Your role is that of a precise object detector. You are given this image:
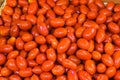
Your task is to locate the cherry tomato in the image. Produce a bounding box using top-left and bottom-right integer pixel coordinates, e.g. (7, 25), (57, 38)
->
(46, 48), (56, 61)
(9, 74), (21, 80)
(27, 48), (39, 60)
(80, 5), (89, 14)
(77, 38), (89, 50)
(78, 70), (92, 80)
(50, 18), (65, 27)
(85, 60), (96, 74)
(32, 66), (42, 74)
(53, 28), (67, 38)
(108, 22), (120, 34)
(95, 28), (105, 43)
(52, 65), (65, 75)
(28, 2), (38, 15)
(83, 27), (97, 40)
(6, 59), (18, 71)
(7, 0), (17, 7)
(21, 33), (33, 42)
(56, 75), (67, 80)
(113, 51), (120, 68)
(97, 63), (106, 73)
(92, 51), (101, 61)
(0, 44), (13, 53)
(102, 54), (114, 67)
(67, 43), (77, 55)
(19, 68), (32, 77)
(57, 38), (71, 53)
(67, 69), (78, 80)
(40, 72), (53, 80)
(114, 70), (120, 80)
(106, 1), (115, 11)
(36, 53), (46, 64)
(3, 6), (13, 15)
(105, 66), (116, 78)
(16, 56), (27, 70)
(1, 67), (12, 77)
(24, 41), (37, 51)
(54, 6), (64, 15)
(104, 42), (114, 55)
(41, 60), (54, 71)
(62, 59), (77, 69)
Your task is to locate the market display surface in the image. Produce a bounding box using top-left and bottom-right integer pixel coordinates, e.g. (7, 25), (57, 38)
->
(0, 0), (120, 80)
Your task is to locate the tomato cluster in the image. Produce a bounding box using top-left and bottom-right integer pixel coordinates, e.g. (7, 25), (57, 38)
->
(0, 0), (120, 80)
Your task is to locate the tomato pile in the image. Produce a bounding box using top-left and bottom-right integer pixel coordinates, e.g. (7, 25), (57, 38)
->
(0, 0), (120, 80)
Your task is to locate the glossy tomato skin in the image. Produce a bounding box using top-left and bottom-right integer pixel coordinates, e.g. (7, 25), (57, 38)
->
(19, 68), (32, 77)
(85, 60), (96, 75)
(32, 66), (42, 74)
(19, 21), (32, 31)
(0, 67), (12, 77)
(30, 74), (39, 80)
(76, 49), (92, 60)
(57, 38), (71, 53)
(46, 48), (56, 61)
(6, 59), (18, 71)
(102, 54), (114, 67)
(36, 53), (46, 64)
(50, 18), (65, 27)
(9, 74), (22, 80)
(16, 56), (27, 70)
(108, 22), (120, 34)
(97, 63), (106, 73)
(0, 44), (13, 53)
(83, 27), (97, 40)
(104, 42), (114, 55)
(92, 51), (101, 61)
(3, 6), (13, 15)
(96, 74), (108, 80)
(77, 38), (89, 50)
(96, 14), (106, 24)
(62, 59), (77, 70)
(28, 2), (38, 15)
(67, 43), (77, 55)
(78, 70), (92, 80)
(68, 55), (81, 65)
(95, 28), (105, 43)
(35, 35), (46, 44)
(40, 72), (53, 80)
(37, 22), (49, 36)
(53, 28), (67, 38)
(24, 41), (37, 51)
(67, 69), (78, 80)
(56, 75), (67, 80)
(52, 65), (65, 75)
(113, 51), (120, 68)
(0, 53), (6, 65)
(105, 66), (116, 78)
(27, 48), (39, 60)
(41, 60), (54, 71)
